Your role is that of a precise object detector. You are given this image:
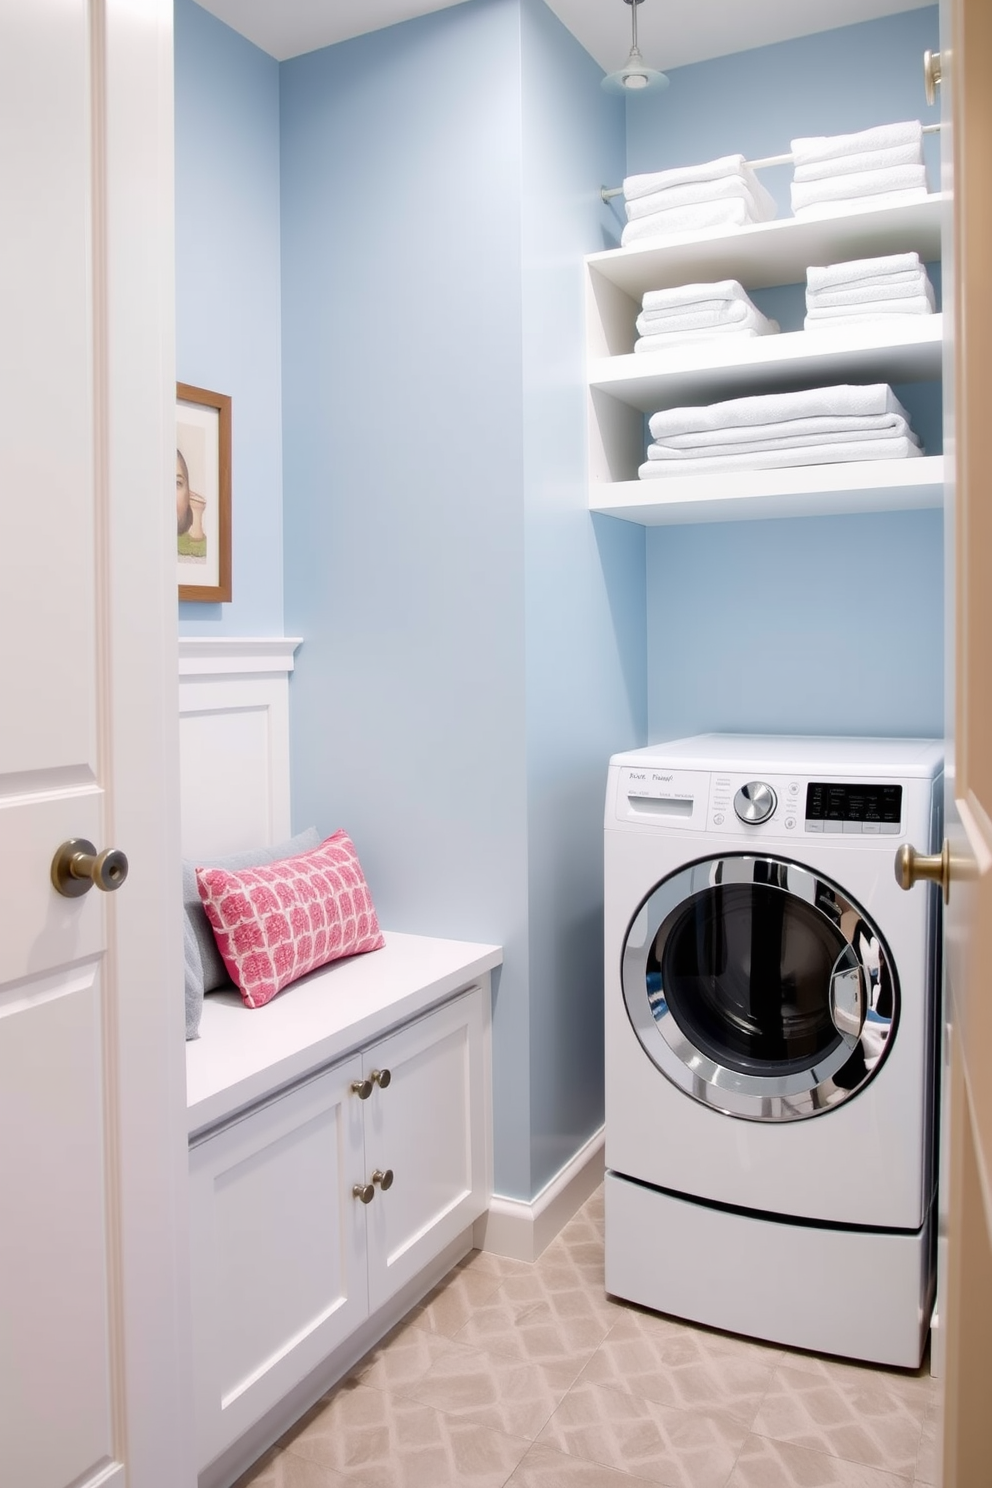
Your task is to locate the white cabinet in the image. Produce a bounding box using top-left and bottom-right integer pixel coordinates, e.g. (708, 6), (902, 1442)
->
(188, 978), (491, 1476)
(585, 194), (946, 524)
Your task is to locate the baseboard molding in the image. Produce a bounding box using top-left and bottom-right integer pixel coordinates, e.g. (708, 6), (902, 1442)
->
(475, 1126), (605, 1262)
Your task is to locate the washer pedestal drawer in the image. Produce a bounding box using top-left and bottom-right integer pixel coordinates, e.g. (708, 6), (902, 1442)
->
(605, 1170), (934, 1369)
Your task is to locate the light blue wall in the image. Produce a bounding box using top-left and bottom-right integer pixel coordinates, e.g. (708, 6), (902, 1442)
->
(518, 0), (639, 1186)
(624, 7), (944, 743)
(174, 0), (284, 635)
(280, 0), (634, 1198)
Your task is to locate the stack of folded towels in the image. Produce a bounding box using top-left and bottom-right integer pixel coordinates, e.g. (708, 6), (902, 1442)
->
(621, 155), (777, 248)
(804, 252), (935, 330)
(789, 120), (928, 220)
(639, 384), (922, 478)
(635, 280), (779, 353)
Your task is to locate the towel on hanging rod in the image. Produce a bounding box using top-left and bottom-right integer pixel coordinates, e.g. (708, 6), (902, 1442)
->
(599, 123), (941, 202)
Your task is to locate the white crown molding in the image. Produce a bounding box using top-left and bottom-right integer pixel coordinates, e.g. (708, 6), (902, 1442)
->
(178, 636), (303, 677)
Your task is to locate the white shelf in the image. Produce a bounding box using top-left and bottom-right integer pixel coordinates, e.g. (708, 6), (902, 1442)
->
(589, 455), (944, 527)
(589, 318), (942, 414)
(588, 194), (945, 298)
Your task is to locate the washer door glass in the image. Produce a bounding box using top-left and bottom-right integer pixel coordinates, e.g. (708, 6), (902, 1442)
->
(621, 855), (897, 1121)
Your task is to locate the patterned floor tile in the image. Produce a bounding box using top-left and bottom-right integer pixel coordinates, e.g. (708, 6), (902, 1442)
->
(536, 1377), (747, 1487)
(752, 1362), (924, 1476)
(353, 1317), (459, 1391)
(453, 1283), (613, 1367)
(401, 1336), (582, 1440)
(504, 1441), (666, 1488)
(580, 1311), (776, 1425)
(406, 1261), (508, 1337)
(600, 1299), (786, 1370)
(497, 1251), (624, 1330)
(777, 1346), (938, 1409)
(232, 1446), (351, 1487)
(287, 1379), (531, 1487)
(726, 1433), (915, 1487)
(914, 1394), (942, 1485)
(459, 1247), (535, 1283)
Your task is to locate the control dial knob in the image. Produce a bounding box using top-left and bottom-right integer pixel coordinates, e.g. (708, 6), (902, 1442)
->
(734, 781), (777, 825)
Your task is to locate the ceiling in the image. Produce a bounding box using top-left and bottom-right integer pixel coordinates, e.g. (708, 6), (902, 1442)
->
(194, 0), (934, 71)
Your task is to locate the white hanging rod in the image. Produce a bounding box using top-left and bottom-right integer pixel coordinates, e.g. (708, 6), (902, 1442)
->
(600, 121), (942, 201)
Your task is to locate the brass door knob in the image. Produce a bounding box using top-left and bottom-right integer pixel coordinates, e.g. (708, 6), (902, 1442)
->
(894, 840), (951, 904)
(352, 1182), (375, 1204)
(923, 49), (942, 106)
(371, 1068), (391, 1089)
(51, 839), (129, 898)
(351, 1078), (373, 1100)
(372, 1168), (394, 1191)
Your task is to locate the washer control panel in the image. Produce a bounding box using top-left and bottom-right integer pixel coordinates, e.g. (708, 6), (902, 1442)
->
(710, 773), (903, 836)
(614, 765), (906, 837)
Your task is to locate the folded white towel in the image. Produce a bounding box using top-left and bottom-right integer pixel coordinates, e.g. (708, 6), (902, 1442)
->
(806, 253), (923, 292)
(621, 197), (756, 246)
(793, 139), (924, 183)
(641, 280), (754, 314)
(804, 311), (939, 330)
(791, 164), (927, 212)
(635, 321), (780, 352)
(807, 271), (930, 307)
(626, 174), (759, 220)
(638, 437), (922, 478)
(790, 120), (923, 167)
(654, 408), (916, 450)
(627, 166), (776, 223)
(623, 154), (747, 201)
(648, 384), (904, 441)
(646, 421), (918, 458)
(794, 187), (930, 221)
(636, 299), (765, 334)
(806, 286), (935, 320)
(621, 187), (778, 246)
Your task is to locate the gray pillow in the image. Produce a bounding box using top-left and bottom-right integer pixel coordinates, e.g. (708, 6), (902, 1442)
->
(183, 827), (321, 1040)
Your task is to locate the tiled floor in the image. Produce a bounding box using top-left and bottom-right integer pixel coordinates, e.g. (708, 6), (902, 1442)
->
(235, 1188), (941, 1488)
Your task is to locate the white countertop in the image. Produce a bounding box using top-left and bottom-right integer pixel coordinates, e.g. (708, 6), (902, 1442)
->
(186, 930), (502, 1137)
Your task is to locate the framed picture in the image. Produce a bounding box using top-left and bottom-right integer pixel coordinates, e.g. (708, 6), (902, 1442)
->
(176, 382), (231, 602)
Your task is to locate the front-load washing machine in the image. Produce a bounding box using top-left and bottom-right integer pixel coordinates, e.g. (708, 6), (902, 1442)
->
(604, 734), (942, 1367)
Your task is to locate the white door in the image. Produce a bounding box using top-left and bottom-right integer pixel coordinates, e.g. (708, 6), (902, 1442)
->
(932, 0), (992, 1478)
(0, 4), (191, 1487)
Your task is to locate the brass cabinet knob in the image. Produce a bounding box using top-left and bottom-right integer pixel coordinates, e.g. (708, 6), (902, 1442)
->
(894, 840), (951, 904)
(372, 1168), (394, 1191)
(352, 1182), (375, 1204)
(371, 1068), (391, 1089)
(51, 839), (129, 898)
(923, 49), (942, 106)
(351, 1078), (373, 1100)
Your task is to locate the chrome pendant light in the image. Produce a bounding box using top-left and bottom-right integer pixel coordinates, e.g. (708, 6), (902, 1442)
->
(602, 0), (669, 95)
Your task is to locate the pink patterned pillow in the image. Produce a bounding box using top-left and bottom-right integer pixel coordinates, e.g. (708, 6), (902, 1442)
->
(194, 830), (385, 1008)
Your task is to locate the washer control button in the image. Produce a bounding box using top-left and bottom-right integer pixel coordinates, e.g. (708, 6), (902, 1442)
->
(785, 818), (796, 830)
(733, 781), (777, 825)
(806, 820), (824, 833)
(713, 813), (725, 826)
(788, 782), (800, 796)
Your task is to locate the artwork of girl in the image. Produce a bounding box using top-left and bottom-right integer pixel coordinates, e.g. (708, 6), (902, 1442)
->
(176, 447), (207, 562)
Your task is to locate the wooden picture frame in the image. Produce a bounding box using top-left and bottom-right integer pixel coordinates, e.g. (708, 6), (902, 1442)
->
(176, 382), (231, 602)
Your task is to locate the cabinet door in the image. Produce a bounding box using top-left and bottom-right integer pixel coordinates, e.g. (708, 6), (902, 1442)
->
(189, 1056), (368, 1471)
(363, 988), (491, 1312)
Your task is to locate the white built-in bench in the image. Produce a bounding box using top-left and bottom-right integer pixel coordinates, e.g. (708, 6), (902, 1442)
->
(178, 639), (502, 1487)
(187, 929), (501, 1488)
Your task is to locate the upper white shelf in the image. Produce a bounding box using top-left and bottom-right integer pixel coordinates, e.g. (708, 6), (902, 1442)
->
(590, 456), (945, 527)
(589, 317), (942, 413)
(587, 194), (945, 295)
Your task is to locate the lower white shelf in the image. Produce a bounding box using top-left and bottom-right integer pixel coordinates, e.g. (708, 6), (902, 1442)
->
(589, 455), (945, 526)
